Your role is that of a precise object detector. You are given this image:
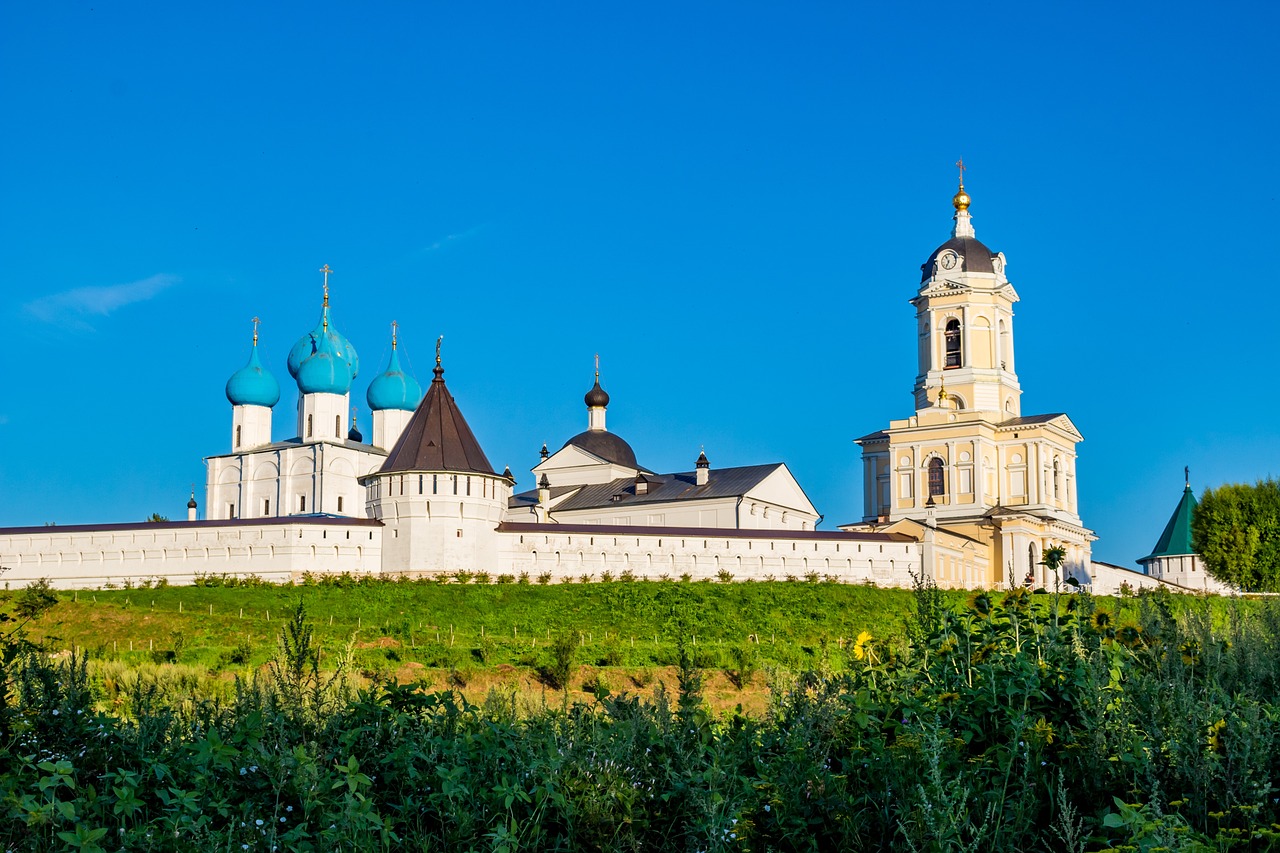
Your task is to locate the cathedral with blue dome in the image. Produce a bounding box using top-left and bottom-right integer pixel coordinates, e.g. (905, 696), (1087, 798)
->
(205, 266), (422, 523)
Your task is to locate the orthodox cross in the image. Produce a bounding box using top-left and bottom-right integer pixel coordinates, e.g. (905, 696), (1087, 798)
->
(956, 158), (966, 185)
(391, 320), (398, 349)
(435, 335), (443, 366)
(251, 316), (260, 344)
(1185, 465), (1190, 487)
(594, 353), (600, 380)
(351, 406), (359, 428)
(319, 264), (333, 305)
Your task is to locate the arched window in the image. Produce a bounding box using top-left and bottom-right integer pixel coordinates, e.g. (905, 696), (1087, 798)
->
(944, 319), (962, 368)
(307, 414), (314, 438)
(1053, 458), (1061, 499)
(927, 458), (946, 497)
(235, 424), (242, 448)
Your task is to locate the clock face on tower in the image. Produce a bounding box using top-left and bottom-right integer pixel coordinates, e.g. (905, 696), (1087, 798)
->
(940, 252), (957, 270)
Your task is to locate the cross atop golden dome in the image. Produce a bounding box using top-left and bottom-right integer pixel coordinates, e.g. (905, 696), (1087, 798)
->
(952, 158), (971, 211)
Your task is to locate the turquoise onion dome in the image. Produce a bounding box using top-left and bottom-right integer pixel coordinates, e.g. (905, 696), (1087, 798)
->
(225, 328), (281, 408)
(296, 321), (354, 394)
(367, 342), (422, 412)
(287, 284), (359, 383)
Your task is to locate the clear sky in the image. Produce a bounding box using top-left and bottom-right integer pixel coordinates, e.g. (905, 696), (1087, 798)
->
(2, 1), (1278, 566)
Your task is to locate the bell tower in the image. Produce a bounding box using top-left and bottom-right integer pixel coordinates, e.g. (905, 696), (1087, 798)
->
(911, 164), (1022, 420)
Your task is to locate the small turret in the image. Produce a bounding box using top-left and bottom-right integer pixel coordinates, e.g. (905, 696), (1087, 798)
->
(695, 449), (710, 486)
(187, 490), (198, 522)
(226, 318), (278, 451)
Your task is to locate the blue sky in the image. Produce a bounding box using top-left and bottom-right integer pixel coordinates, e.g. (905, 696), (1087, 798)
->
(1, 1), (1277, 566)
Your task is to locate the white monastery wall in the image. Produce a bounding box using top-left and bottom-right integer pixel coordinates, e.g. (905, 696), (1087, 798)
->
(494, 523), (919, 586)
(0, 518), (383, 589)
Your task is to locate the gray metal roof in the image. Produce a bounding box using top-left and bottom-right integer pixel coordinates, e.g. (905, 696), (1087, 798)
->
(921, 236), (998, 281)
(508, 463), (785, 513)
(499, 521), (909, 543)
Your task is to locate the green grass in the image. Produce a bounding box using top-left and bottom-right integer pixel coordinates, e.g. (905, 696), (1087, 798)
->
(23, 578), (945, 672)
(12, 577), (1255, 678)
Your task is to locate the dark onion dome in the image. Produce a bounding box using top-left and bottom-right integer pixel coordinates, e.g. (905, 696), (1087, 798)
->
(584, 380), (610, 408)
(563, 430), (637, 468)
(348, 423), (364, 442)
(920, 236), (1000, 282)
(187, 495), (198, 509)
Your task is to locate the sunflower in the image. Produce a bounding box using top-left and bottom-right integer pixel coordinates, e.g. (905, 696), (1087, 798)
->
(1207, 718), (1226, 753)
(1090, 610), (1112, 632)
(967, 592), (993, 616)
(853, 630), (876, 663)
(1115, 624), (1143, 649)
(1003, 587), (1030, 611)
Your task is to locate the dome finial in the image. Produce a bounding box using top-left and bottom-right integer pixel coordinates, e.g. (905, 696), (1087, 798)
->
(433, 335), (444, 379)
(320, 264), (333, 306)
(952, 158), (971, 211)
(252, 315), (260, 345)
(391, 320), (398, 350)
(595, 352), (600, 382)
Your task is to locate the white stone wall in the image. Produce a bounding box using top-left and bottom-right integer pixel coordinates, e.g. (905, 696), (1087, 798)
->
(371, 408), (412, 452)
(0, 519), (383, 589)
(493, 524), (920, 585)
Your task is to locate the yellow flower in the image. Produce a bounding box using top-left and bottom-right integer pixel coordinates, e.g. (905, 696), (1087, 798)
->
(853, 631), (875, 662)
(1090, 610), (1112, 631)
(967, 592), (993, 616)
(1207, 719), (1226, 753)
(1029, 716), (1056, 746)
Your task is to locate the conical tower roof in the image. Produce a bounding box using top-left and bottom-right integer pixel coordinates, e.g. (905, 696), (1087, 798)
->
(378, 351), (494, 475)
(1140, 483), (1197, 562)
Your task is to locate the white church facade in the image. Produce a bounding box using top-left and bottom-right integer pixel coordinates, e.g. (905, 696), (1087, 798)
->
(0, 179), (1212, 595)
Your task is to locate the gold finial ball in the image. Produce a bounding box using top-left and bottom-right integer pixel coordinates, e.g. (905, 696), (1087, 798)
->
(953, 185), (971, 211)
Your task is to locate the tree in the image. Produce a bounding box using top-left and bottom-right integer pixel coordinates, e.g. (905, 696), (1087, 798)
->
(146, 513), (169, 523)
(1191, 478), (1280, 592)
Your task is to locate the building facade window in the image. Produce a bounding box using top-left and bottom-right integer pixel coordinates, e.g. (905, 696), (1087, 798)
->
(335, 415), (341, 438)
(263, 499), (270, 515)
(927, 457), (946, 497)
(944, 319), (962, 368)
(299, 495), (306, 512)
(337, 496), (344, 513)
(307, 414), (313, 438)
(1053, 458), (1061, 499)
(235, 425), (242, 448)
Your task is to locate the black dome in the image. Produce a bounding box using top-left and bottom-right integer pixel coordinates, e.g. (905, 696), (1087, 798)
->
(563, 430), (637, 468)
(584, 380), (610, 408)
(921, 236), (998, 282)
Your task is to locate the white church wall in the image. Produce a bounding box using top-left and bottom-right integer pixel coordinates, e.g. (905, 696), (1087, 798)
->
(0, 519), (384, 590)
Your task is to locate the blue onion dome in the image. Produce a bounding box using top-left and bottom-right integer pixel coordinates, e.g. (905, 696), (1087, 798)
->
(225, 334), (281, 408)
(296, 324), (354, 394)
(367, 346), (422, 412)
(287, 304), (359, 381)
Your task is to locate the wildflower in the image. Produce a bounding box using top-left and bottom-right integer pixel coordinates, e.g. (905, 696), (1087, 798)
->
(764, 804), (771, 812)
(1116, 624), (1143, 649)
(939, 692), (960, 705)
(52, 710), (59, 716)
(1090, 610), (1112, 632)
(1029, 716), (1056, 747)
(256, 819), (264, 826)
(1181, 641), (1201, 666)
(240, 768), (247, 776)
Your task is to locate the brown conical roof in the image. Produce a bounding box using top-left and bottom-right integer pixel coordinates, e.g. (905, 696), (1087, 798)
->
(379, 363), (495, 475)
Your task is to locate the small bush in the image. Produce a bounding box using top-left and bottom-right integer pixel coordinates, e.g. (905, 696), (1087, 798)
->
(537, 572), (553, 585)
(473, 572), (491, 585)
(538, 631), (577, 690)
(496, 574), (515, 584)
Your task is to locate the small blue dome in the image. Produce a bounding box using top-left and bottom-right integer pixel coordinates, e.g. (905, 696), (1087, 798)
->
(296, 330), (353, 395)
(225, 343), (281, 408)
(287, 305), (359, 382)
(367, 348), (422, 412)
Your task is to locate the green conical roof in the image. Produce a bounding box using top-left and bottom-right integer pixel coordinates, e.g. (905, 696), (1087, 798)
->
(1140, 484), (1197, 562)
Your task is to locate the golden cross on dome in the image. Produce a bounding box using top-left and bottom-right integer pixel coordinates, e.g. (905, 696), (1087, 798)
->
(955, 158), (966, 187)
(319, 264), (333, 305)
(391, 320), (398, 349)
(594, 353), (600, 380)
(435, 335), (443, 366)
(351, 406), (359, 427)
(251, 316), (260, 344)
